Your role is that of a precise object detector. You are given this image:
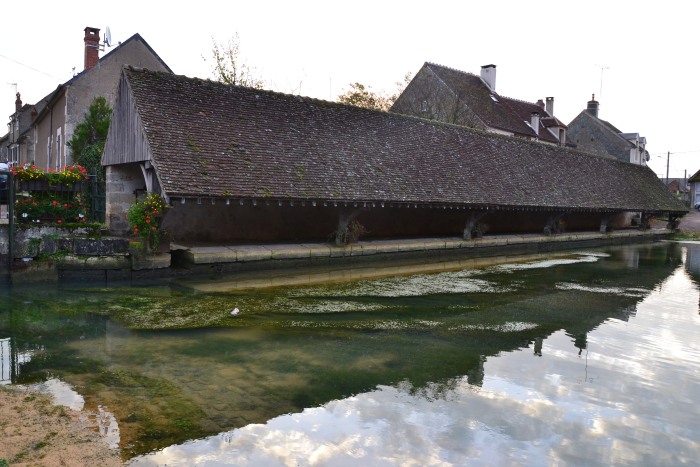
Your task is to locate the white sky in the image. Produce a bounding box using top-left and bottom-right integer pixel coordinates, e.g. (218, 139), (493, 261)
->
(1, 0), (698, 179)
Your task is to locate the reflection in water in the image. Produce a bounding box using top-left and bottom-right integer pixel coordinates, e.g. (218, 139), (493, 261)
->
(132, 257), (700, 465)
(2, 242), (700, 464)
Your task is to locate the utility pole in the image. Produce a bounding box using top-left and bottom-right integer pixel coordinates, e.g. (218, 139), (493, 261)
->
(666, 151), (670, 183)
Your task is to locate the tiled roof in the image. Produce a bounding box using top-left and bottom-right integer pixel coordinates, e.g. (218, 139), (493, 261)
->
(567, 110), (636, 162)
(423, 63), (561, 144)
(689, 169), (700, 183)
(121, 67), (687, 214)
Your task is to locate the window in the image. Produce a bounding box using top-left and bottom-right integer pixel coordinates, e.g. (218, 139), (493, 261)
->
(56, 128), (62, 170)
(8, 144), (19, 164)
(46, 135), (52, 170)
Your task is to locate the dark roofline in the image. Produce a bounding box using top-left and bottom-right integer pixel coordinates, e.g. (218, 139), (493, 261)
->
(28, 85), (66, 126)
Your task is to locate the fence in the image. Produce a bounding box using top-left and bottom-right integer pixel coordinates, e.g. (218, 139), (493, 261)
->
(10, 174), (104, 225)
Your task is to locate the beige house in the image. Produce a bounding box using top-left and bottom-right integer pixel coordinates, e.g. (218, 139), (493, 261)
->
(6, 27), (171, 170)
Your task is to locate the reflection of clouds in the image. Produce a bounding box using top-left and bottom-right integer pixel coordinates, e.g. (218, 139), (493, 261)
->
(129, 381), (520, 467)
(131, 263), (700, 466)
(30, 377), (84, 410)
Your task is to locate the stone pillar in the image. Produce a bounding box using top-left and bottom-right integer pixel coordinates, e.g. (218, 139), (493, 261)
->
(106, 164), (147, 235)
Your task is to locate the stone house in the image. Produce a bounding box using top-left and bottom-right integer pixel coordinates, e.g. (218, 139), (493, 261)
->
(567, 95), (650, 165)
(101, 67), (687, 245)
(664, 178), (689, 206)
(390, 63), (568, 147)
(1, 27), (171, 170)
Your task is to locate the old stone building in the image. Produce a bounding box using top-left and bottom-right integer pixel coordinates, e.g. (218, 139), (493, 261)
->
(1, 27), (171, 170)
(102, 67), (686, 244)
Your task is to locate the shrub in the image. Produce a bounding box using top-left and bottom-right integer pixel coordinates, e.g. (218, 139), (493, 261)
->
(127, 193), (168, 251)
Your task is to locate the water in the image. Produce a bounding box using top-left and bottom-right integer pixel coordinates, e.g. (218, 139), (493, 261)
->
(1, 242), (700, 465)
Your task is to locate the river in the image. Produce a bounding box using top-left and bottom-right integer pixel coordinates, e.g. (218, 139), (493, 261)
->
(1, 241), (699, 465)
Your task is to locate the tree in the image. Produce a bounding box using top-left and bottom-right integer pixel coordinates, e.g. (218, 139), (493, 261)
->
(337, 72), (412, 111)
(206, 33), (265, 89)
(68, 96), (111, 181)
(337, 83), (392, 111)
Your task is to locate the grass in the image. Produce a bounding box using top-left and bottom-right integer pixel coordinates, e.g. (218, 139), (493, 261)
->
(668, 230), (700, 241)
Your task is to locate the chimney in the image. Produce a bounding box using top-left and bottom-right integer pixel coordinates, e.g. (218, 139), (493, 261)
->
(480, 64), (496, 92)
(545, 97), (554, 116)
(530, 112), (540, 136)
(15, 92), (22, 112)
(586, 94), (599, 118)
(84, 27), (101, 70)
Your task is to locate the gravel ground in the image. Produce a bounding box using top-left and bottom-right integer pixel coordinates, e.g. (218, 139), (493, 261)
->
(0, 386), (122, 466)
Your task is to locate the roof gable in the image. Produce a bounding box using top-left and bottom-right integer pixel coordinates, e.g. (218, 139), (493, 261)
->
(109, 67), (687, 215)
(395, 63), (561, 144)
(30, 33), (171, 125)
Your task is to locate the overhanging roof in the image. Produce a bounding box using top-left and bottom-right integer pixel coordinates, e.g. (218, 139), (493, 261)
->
(111, 67), (688, 215)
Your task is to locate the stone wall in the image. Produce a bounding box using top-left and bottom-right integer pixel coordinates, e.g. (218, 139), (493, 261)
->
(0, 223), (170, 283)
(106, 164), (146, 235)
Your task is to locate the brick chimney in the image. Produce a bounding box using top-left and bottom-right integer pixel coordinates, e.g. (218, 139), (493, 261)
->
(586, 94), (599, 118)
(84, 27), (101, 70)
(480, 64), (496, 92)
(15, 92), (22, 112)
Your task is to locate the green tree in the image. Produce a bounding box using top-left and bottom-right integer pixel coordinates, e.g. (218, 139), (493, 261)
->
(67, 96), (111, 182)
(206, 33), (265, 89)
(337, 72), (412, 111)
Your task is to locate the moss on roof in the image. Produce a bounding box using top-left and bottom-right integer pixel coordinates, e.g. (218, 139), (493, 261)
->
(119, 67), (687, 214)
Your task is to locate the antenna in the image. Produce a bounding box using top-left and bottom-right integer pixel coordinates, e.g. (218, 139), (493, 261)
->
(103, 26), (112, 48)
(595, 64), (609, 100)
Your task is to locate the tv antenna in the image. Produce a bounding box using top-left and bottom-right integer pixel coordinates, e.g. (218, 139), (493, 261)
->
(595, 64), (609, 100)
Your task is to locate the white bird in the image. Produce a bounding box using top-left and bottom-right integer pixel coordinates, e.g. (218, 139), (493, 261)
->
(230, 308), (240, 316)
